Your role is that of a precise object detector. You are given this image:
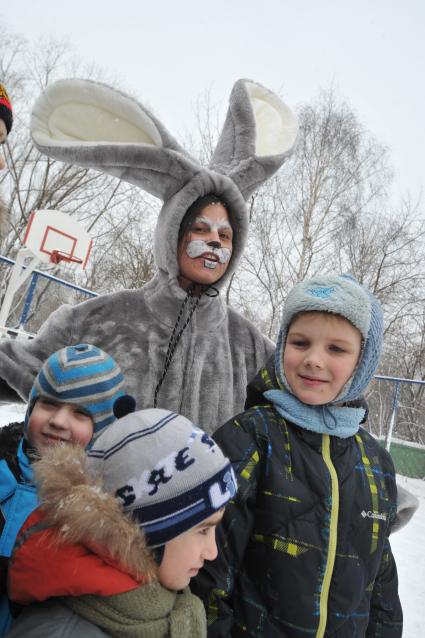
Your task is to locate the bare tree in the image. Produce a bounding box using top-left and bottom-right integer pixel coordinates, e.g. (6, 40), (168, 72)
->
(2, 29), (425, 443)
(223, 89), (394, 337)
(0, 24), (156, 329)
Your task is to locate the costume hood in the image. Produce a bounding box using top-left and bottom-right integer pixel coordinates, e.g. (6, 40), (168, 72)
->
(30, 78), (298, 288)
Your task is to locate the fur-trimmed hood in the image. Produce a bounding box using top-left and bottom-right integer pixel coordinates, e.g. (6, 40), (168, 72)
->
(8, 443), (158, 606)
(31, 443), (158, 582)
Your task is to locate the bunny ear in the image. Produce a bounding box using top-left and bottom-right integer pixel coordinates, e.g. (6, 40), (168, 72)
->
(31, 79), (200, 202)
(210, 79), (298, 199)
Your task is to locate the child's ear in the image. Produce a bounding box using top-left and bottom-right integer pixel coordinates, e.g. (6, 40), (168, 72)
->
(31, 79), (200, 201)
(210, 79), (298, 199)
(113, 394), (136, 419)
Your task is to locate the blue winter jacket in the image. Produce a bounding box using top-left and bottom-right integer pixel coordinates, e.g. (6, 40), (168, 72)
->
(0, 435), (38, 636)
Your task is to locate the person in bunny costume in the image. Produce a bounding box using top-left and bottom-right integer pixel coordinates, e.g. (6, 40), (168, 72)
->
(0, 79), (298, 434)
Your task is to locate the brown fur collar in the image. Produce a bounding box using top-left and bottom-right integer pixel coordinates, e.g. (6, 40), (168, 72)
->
(33, 444), (158, 583)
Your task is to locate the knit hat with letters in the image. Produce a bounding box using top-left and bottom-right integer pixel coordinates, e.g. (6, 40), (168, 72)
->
(26, 344), (126, 441)
(0, 83), (13, 134)
(87, 408), (237, 547)
(275, 274), (383, 403)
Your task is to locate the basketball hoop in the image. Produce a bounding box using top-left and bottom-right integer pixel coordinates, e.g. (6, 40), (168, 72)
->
(50, 250), (83, 265)
(0, 210), (92, 334)
(22, 210), (93, 272)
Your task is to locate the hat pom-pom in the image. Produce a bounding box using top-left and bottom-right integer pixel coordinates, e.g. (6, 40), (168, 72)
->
(113, 394), (136, 418)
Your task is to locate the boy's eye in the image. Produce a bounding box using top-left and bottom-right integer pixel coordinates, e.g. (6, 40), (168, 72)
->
(38, 398), (57, 408)
(329, 344), (346, 353)
(73, 408), (91, 419)
(290, 339), (309, 348)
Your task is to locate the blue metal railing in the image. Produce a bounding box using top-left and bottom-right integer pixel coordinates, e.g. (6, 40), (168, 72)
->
(0, 254), (98, 328)
(374, 375), (425, 450)
(1, 254), (424, 453)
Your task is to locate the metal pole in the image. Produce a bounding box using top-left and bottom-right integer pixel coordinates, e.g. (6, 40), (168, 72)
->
(0, 254), (97, 297)
(0, 250), (40, 328)
(385, 381), (401, 451)
(19, 272), (39, 329)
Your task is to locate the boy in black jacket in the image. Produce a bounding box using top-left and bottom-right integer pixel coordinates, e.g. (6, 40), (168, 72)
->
(193, 274), (402, 637)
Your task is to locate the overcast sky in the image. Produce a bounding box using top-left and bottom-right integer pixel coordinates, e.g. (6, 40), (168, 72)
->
(2, 0), (424, 204)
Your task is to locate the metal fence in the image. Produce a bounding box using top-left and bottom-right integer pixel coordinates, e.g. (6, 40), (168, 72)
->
(1, 255), (424, 478)
(0, 254), (97, 335)
(366, 376), (425, 479)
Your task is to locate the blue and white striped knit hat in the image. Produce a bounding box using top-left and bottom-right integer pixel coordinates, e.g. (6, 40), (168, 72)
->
(87, 408), (237, 547)
(26, 344), (126, 441)
(276, 274), (384, 403)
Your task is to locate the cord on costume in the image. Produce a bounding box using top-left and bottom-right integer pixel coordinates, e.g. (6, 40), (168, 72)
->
(153, 283), (219, 407)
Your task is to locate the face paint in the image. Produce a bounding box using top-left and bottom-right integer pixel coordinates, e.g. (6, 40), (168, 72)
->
(185, 216), (232, 269)
(178, 203), (233, 287)
(186, 239), (232, 265)
(194, 216), (232, 234)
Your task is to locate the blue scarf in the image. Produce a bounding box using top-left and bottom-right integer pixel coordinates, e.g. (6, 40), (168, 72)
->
(263, 389), (365, 439)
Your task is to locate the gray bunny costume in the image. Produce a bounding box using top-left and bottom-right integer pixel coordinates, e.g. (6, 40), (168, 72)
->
(0, 79), (298, 434)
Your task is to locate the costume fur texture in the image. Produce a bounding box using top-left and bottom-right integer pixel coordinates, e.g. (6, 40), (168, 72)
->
(0, 275), (274, 434)
(0, 77), (295, 432)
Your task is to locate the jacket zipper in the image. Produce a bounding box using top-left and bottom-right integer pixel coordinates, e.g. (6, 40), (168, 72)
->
(316, 434), (339, 638)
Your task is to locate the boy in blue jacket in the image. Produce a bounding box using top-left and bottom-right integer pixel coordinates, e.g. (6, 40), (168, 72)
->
(193, 274), (402, 637)
(0, 343), (126, 635)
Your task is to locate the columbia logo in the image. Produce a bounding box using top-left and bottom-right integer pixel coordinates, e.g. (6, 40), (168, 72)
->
(361, 510), (387, 521)
(307, 286), (336, 299)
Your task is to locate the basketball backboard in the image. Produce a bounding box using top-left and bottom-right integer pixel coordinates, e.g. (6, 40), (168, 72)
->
(23, 209), (92, 271)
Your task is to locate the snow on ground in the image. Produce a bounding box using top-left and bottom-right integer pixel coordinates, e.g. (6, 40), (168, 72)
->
(0, 404), (423, 636)
(0, 402), (26, 424)
(391, 474), (424, 637)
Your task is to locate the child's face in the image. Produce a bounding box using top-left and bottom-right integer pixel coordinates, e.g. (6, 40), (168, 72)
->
(158, 509), (224, 591)
(26, 398), (94, 453)
(283, 312), (362, 405)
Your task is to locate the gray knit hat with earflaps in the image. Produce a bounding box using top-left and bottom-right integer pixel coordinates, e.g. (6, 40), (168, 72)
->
(275, 274), (384, 403)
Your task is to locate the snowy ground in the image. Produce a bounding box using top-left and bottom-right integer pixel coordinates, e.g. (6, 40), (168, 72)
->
(1, 403), (423, 636)
(0, 402), (26, 424)
(391, 474), (424, 637)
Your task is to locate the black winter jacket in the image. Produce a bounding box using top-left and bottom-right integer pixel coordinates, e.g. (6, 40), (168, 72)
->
(192, 364), (402, 637)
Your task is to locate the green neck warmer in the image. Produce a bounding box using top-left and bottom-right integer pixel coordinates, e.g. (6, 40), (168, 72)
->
(63, 581), (206, 638)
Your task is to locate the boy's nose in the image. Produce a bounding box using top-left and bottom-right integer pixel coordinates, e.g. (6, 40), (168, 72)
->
(49, 407), (70, 428)
(304, 349), (324, 368)
(202, 534), (219, 562)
